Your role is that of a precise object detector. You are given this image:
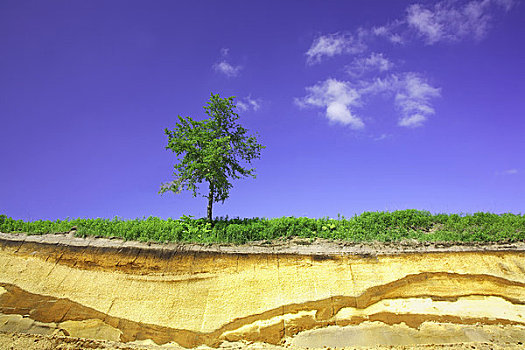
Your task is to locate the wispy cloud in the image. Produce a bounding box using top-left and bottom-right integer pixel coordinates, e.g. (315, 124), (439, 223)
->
(406, 0), (515, 44)
(395, 73), (441, 127)
(356, 75), (398, 96)
(373, 133), (391, 141)
(237, 96), (261, 112)
(220, 47), (229, 56)
(296, 79), (364, 129)
(213, 61), (242, 77)
(347, 52), (393, 77)
(304, 0), (515, 58)
(360, 73), (440, 128)
(306, 32), (366, 64)
(372, 23), (405, 44)
(495, 168), (519, 176)
(494, 0), (516, 11)
(213, 48), (242, 77)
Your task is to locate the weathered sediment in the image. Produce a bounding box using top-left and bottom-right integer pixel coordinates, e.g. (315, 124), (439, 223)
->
(1, 232), (524, 349)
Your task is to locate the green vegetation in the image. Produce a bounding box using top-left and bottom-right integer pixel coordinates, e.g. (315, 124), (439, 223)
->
(160, 93), (264, 222)
(1, 210), (524, 244)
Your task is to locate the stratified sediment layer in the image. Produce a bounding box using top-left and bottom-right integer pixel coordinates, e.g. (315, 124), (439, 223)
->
(1, 233), (524, 348)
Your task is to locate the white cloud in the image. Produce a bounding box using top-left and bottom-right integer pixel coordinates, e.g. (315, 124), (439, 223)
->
(213, 61), (242, 77)
(387, 33), (403, 44)
(347, 52), (393, 77)
(496, 168), (519, 175)
(359, 73), (440, 128)
(299, 0), (515, 129)
(237, 96), (261, 112)
(305, 0), (515, 68)
(398, 114), (427, 127)
(306, 33), (366, 64)
(406, 4), (444, 44)
(296, 73), (440, 129)
(493, 0), (516, 11)
(395, 73), (441, 127)
(406, 0), (514, 44)
(374, 133), (391, 141)
(357, 75), (399, 96)
(372, 23), (405, 44)
(297, 79), (364, 129)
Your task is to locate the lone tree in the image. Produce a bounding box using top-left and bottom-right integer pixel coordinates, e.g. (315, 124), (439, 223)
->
(160, 93), (265, 222)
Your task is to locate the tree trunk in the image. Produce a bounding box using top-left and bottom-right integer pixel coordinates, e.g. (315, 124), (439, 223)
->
(207, 184), (214, 224)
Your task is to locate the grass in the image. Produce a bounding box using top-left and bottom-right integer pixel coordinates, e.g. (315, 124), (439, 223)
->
(0, 210), (524, 244)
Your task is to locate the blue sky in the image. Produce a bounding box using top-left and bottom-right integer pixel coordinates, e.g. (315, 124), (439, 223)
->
(1, 0), (524, 220)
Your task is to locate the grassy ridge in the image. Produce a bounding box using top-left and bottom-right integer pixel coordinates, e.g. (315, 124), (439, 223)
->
(1, 210), (524, 244)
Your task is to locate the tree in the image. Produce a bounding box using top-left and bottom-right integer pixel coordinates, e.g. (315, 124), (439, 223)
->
(160, 93), (265, 223)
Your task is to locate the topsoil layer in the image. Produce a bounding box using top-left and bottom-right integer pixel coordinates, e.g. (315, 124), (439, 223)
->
(1, 232), (524, 256)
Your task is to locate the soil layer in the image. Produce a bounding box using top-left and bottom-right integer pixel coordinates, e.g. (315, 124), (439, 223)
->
(1, 233), (524, 349)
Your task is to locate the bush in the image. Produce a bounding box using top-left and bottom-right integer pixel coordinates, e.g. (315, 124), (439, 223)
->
(1, 211), (523, 244)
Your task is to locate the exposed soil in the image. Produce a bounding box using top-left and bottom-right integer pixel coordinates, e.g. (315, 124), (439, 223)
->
(1, 232), (524, 257)
(1, 333), (524, 350)
(1, 232), (524, 350)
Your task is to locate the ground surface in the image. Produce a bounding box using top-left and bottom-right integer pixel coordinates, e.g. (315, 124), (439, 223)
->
(1, 333), (524, 350)
(1, 232), (525, 256)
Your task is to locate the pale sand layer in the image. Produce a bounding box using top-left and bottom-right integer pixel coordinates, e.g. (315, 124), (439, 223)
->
(289, 322), (525, 348)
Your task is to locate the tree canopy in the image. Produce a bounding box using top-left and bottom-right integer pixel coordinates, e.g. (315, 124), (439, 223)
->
(160, 93), (265, 222)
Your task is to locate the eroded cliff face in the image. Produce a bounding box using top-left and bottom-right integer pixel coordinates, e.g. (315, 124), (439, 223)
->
(0, 234), (524, 349)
